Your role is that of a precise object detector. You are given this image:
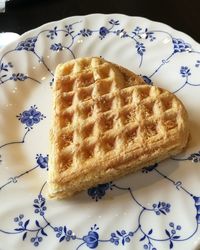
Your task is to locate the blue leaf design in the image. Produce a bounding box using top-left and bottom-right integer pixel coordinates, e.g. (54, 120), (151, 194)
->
(165, 230), (170, 237)
(116, 230), (122, 236)
(33, 204), (39, 208)
(35, 220), (40, 228)
(160, 210), (166, 215)
(170, 240), (173, 249)
(64, 226), (67, 234)
(41, 201), (45, 207)
(14, 228), (24, 231)
(140, 235), (146, 241)
(158, 202), (161, 208)
(22, 232), (27, 240)
(148, 229), (153, 235)
(122, 238), (125, 245)
(172, 235), (180, 239)
(24, 219), (30, 229)
(59, 236), (65, 242)
(41, 229), (48, 236)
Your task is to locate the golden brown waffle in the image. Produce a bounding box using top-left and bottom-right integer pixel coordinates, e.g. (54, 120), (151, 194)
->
(48, 57), (189, 199)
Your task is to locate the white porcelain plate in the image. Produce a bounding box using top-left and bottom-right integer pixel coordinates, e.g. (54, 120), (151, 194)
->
(0, 14), (200, 250)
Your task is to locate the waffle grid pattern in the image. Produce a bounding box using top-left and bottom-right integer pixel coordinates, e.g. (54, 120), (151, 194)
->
(54, 58), (179, 173)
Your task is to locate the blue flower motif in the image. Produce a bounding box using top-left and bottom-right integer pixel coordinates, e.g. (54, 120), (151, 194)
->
(109, 19), (120, 26)
(140, 229), (157, 250)
(133, 26), (142, 34)
(81, 225), (99, 249)
(17, 105), (46, 128)
(65, 25), (74, 36)
(133, 27), (156, 42)
(79, 29), (93, 37)
(114, 29), (128, 38)
(88, 183), (111, 201)
(10, 73), (28, 81)
(46, 26), (58, 39)
(142, 163), (158, 173)
(195, 60), (200, 67)
(0, 62), (13, 72)
(14, 214), (30, 240)
(172, 38), (191, 53)
(152, 201), (171, 215)
(54, 226), (76, 242)
(110, 232), (119, 245)
(8, 62), (13, 67)
(36, 154), (48, 170)
(136, 42), (146, 56)
(33, 194), (47, 216)
(169, 222), (181, 235)
(180, 66), (191, 78)
(144, 244), (157, 250)
(15, 37), (37, 52)
(110, 230), (134, 246)
(14, 214), (24, 225)
(50, 43), (63, 51)
(99, 27), (109, 39)
(193, 196), (200, 223)
(187, 151), (200, 162)
(83, 231), (99, 249)
(30, 236), (43, 247)
(145, 30), (156, 42)
(143, 244), (157, 250)
(25, 218), (48, 246)
(165, 222), (181, 248)
(142, 75), (152, 85)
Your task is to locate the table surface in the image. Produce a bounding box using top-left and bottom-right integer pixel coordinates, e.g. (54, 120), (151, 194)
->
(0, 0), (200, 43)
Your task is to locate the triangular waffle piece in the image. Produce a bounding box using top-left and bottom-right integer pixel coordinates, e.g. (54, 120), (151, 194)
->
(48, 57), (189, 199)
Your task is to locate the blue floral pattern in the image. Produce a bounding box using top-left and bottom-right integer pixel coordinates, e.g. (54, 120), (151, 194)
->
(33, 194), (47, 216)
(0, 17), (199, 84)
(152, 202), (171, 215)
(83, 225), (99, 249)
(16, 37), (38, 52)
(188, 152), (200, 163)
(0, 154), (48, 191)
(195, 60), (200, 67)
(110, 230), (134, 246)
(50, 43), (63, 51)
(79, 29), (93, 37)
(88, 183), (112, 201)
(171, 150), (200, 163)
(0, 15), (200, 250)
(46, 26), (58, 39)
(172, 38), (191, 53)
(36, 154), (49, 170)
(142, 163), (158, 173)
(54, 226), (76, 243)
(17, 105), (46, 129)
(0, 61), (39, 84)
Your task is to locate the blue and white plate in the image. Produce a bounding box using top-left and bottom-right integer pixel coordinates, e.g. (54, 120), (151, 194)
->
(0, 14), (200, 250)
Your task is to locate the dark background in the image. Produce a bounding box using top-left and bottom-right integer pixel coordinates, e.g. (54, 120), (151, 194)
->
(0, 0), (200, 42)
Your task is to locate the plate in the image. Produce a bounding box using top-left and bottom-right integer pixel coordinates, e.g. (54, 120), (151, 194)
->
(0, 14), (200, 250)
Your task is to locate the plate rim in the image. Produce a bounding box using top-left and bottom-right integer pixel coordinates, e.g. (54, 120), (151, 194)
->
(0, 13), (199, 54)
(0, 12), (200, 250)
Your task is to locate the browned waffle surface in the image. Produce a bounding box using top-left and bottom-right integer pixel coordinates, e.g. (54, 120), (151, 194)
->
(48, 57), (189, 199)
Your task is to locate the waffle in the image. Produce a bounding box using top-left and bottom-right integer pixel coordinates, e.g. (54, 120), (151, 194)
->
(48, 57), (189, 199)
